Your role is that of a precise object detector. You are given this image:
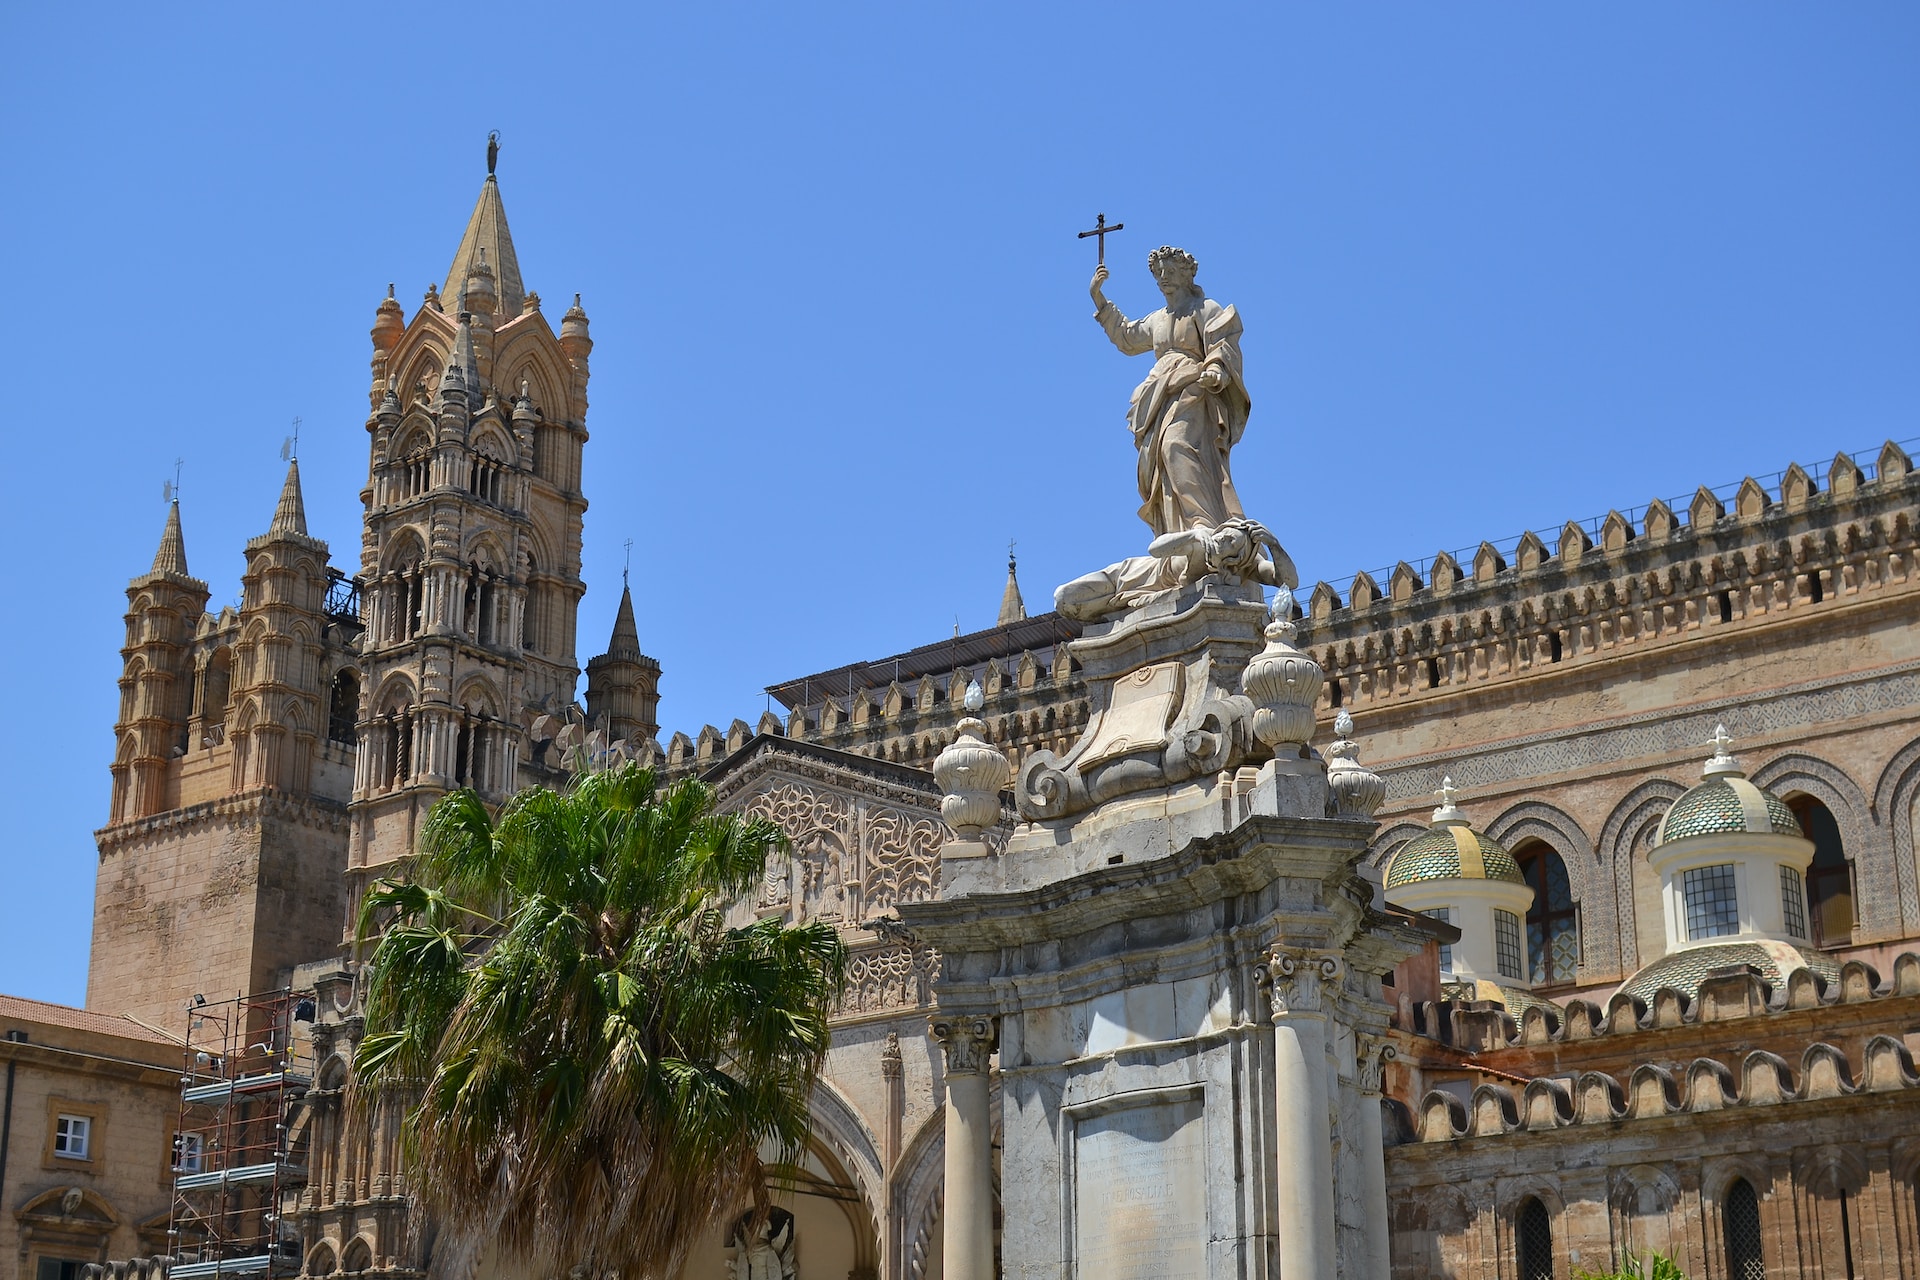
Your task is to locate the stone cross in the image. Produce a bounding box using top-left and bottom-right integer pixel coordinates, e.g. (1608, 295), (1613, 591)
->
(1076, 212), (1124, 266)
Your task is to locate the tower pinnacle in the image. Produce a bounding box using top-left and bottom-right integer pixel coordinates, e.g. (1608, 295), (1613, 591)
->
(268, 459), (309, 538)
(444, 154), (525, 317)
(151, 500), (190, 578)
(998, 550), (1027, 627)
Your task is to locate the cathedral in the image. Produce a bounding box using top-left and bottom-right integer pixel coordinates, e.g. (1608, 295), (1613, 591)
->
(23, 147), (1920, 1280)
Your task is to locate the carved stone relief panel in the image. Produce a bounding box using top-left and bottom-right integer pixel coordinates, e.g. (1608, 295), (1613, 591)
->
(837, 941), (942, 1017)
(863, 804), (943, 913)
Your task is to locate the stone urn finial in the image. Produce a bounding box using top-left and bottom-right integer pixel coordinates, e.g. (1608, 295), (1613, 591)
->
(1241, 584), (1325, 754)
(1324, 708), (1386, 819)
(934, 691), (1010, 840)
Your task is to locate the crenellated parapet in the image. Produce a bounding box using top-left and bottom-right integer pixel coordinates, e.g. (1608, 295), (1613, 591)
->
(1298, 441), (1917, 714)
(1410, 1032), (1920, 1143)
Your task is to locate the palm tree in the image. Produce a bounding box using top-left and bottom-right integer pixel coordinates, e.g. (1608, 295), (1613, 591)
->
(353, 763), (846, 1280)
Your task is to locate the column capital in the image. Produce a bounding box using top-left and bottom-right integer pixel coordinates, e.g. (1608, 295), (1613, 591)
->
(930, 1015), (996, 1076)
(1258, 948), (1342, 1020)
(1356, 1032), (1396, 1097)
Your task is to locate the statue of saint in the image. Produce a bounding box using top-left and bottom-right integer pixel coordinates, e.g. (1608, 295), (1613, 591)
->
(1055, 517), (1296, 622)
(1090, 246), (1250, 537)
(730, 1207), (796, 1280)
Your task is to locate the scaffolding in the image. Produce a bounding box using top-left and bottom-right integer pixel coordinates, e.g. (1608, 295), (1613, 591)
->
(168, 989), (315, 1278)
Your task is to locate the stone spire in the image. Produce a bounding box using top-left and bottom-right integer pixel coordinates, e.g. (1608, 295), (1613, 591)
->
(998, 552), (1027, 627)
(443, 150), (525, 319)
(150, 501), (190, 578)
(607, 582), (642, 659)
(268, 459), (309, 538)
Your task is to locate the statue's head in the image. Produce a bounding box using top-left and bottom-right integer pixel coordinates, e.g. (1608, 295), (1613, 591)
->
(1148, 245), (1201, 299)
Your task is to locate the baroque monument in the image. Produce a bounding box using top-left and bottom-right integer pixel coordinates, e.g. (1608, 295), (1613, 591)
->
(27, 149), (1920, 1280)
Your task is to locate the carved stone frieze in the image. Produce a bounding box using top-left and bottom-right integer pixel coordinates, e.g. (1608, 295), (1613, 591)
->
(727, 768), (944, 928)
(837, 941), (942, 1017)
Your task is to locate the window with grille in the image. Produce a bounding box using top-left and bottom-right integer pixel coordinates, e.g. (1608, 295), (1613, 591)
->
(1495, 909), (1524, 980)
(1431, 907), (1453, 975)
(52, 1114), (89, 1159)
(1780, 866), (1807, 940)
(1519, 843), (1579, 985)
(1683, 863), (1741, 940)
(1723, 1177), (1764, 1280)
(1516, 1197), (1553, 1280)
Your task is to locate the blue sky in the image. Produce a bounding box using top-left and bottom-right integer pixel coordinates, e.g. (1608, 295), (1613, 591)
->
(1, 5), (1915, 1004)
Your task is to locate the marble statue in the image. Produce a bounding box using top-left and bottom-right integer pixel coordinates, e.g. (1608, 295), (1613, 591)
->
(1090, 245), (1251, 538)
(1054, 517), (1297, 622)
(730, 1207), (796, 1280)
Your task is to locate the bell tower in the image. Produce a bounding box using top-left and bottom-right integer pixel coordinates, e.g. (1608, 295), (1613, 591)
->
(347, 144), (591, 911)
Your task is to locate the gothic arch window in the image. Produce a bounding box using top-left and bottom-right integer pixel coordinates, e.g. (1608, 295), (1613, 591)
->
(119, 658), (143, 724)
(1514, 841), (1579, 987)
(339, 1237), (373, 1274)
(328, 669), (360, 745)
(1787, 795), (1852, 946)
(469, 433), (511, 506)
(1515, 1196), (1553, 1280)
(1723, 1177), (1764, 1280)
(393, 426), (433, 501)
(200, 649), (232, 739)
(380, 532), (428, 643)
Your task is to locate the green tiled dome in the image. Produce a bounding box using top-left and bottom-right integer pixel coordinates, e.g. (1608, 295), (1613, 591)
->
(1617, 938), (1838, 1004)
(1656, 776), (1802, 846)
(1385, 825), (1524, 888)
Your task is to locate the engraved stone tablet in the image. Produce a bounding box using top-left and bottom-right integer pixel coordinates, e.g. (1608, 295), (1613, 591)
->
(1072, 1093), (1206, 1280)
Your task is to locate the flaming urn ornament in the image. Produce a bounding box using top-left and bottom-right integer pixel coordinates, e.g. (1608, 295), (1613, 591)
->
(933, 681), (1012, 838)
(1240, 585), (1325, 755)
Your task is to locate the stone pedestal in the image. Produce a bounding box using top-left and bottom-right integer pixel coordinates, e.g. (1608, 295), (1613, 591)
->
(904, 814), (1419, 1280)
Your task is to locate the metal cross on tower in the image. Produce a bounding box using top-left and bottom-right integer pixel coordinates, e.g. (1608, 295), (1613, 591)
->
(1077, 212), (1124, 266)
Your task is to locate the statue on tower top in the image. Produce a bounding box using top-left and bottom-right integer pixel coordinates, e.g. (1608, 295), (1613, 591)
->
(1090, 244), (1251, 538)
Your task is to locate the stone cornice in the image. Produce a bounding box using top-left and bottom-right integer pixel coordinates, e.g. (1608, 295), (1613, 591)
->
(895, 815), (1369, 953)
(95, 786), (350, 852)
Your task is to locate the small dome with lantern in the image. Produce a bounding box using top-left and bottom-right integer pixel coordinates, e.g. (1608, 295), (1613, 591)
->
(1654, 725), (1802, 846)
(1385, 781), (1524, 889)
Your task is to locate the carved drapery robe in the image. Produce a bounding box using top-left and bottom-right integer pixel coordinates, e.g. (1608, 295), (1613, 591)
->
(1095, 294), (1250, 536)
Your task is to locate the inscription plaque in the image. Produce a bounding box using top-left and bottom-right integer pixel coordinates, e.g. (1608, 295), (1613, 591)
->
(1072, 1094), (1206, 1280)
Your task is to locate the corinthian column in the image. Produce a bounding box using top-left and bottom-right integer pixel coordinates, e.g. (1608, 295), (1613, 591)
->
(931, 1016), (996, 1280)
(1355, 1033), (1397, 1280)
(1264, 950), (1340, 1279)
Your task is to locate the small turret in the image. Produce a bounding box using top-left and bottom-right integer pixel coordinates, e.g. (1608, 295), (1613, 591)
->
(112, 502), (211, 822)
(584, 583), (662, 745)
(232, 461), (331, 793)
(371, 283), (405, 349)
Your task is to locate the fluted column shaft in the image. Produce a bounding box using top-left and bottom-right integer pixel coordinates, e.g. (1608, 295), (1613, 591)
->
(1356, 1035), (1396, 1280)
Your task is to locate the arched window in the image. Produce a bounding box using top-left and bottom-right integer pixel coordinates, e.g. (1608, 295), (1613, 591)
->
(201, 649), (232, 738)
(1516, 1197), (1553, 1280)
(1788, 796), (1852, 947)
(1515, 842), (1579, 986)
(1723, 1177), (1764, 1280)
(328, 669), (360, 745)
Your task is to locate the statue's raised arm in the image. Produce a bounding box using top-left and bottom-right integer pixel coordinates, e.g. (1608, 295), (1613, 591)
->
(1090, 246), (1251, 537)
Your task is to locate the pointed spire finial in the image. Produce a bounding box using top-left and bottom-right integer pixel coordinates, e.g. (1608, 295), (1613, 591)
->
(623, 538), (634, 588)
(267, 457), (309, 537)
(998, 539), (1027, 627)
(1431, 775), (1467, 826)
(152, 498), (189, 577)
